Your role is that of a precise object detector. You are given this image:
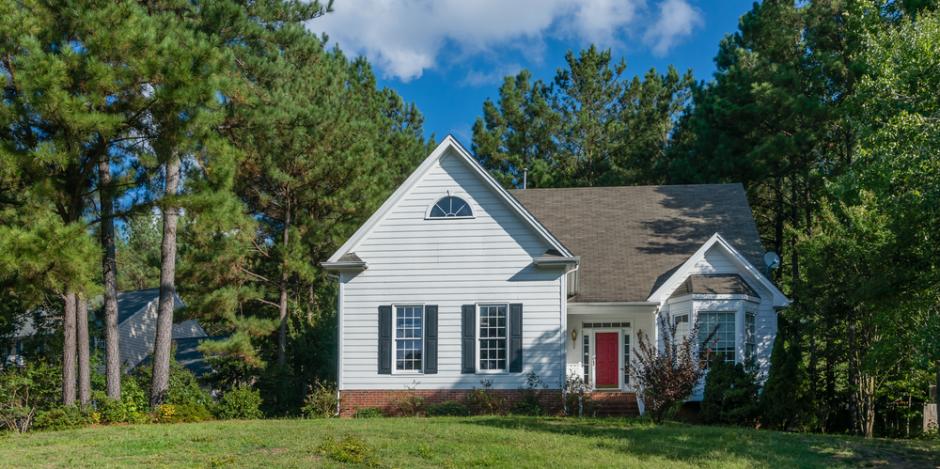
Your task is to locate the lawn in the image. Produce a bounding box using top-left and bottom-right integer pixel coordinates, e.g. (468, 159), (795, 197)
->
(0, 417), (937, 468)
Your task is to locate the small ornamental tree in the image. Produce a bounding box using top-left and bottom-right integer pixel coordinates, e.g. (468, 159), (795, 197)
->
(630, 314), (710, 423)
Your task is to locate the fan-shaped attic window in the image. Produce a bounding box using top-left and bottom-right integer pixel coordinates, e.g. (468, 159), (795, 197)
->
(428, 196), (473, 218)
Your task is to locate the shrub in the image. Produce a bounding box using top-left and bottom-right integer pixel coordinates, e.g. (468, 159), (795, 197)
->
(214, 386), (263, 420)
(393, 394), (426, 416)
(760, 326), (807, 430)
(426, 401), (470, 416)
(353, 407), (384, 418)
(33, 406), (93, 431)
(154, 403), (213, 423)
(512, 371), (547, 416)
(132, 360), (212, 408)
(0, 361), (62, 432)
(316, 435), (378, 467)
(630, 314), (708, 423)
(563, 373), (591, 417)
(301, 381), (337, 418)
(701, 356), (760, 426)
(464, 379), (506, 415)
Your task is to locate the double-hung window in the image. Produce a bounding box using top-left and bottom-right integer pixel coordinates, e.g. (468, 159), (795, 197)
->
(394, 305), (424, 372)
(697, 311), (735, 364)
(477, 304), (508, 372)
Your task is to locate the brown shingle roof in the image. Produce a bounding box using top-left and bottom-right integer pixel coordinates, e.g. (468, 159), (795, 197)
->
(669, 274), (759, 299)
(510, 184), (766, 302)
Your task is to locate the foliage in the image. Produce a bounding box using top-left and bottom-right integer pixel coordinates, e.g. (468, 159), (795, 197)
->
(630, 314), (707, 423)
(563, 374), (592, 417)
(132, 361), (213, 409)
(701, 356), (761, 426)
(511, 371), (548, 416)
(32, 406), (93, 432)
(426, 401), (471, 417)
(0, 361), (62, 432)
(153, 403), (213, 424)
(393, 394), (427, 417)
(464, 380), (507, 415)
(353, 407), (384, 418)
(761, 323), (808, 430)
(473, 46), (693, 188)
(301, 381), (337, 418)
(214, 386), (263, 420)
(316, 434), (378, 467)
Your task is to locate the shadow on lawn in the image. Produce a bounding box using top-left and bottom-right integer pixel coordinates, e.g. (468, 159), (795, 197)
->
(465, 417), (937, 467)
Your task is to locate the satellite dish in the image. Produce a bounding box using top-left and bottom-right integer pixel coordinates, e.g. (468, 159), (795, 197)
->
(763, 252), (781, 270)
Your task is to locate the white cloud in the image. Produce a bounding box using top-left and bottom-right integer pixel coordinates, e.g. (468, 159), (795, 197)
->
(642, 0), (703, 56)
(310, 0), (703, 81)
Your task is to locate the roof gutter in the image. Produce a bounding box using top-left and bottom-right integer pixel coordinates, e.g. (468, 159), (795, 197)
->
(321, 260), (368, 272)
(533, 255), (580, 268)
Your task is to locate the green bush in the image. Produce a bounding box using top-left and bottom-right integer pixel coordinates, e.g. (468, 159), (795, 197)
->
(214, 386), (263, 420)
(316, 435), (378, 466)
(301, 381), (337, 418)
(393, 394), (426, 416)
(464, 380), (506, 415)
(153, 403), (214, 423)
(353, 407), (384, 418)
(33, 406), (93, 431)
(132, 360), (212, 408)
(701, 356), (760, 426)
(426, 401), (470, 416)
(512, 371), (547, 416)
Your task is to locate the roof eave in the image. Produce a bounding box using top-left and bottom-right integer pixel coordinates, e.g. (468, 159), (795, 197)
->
(533, 256), (580, 268)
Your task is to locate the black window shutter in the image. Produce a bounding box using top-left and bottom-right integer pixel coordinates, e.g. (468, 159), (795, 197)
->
(509, 303), (523, 372)
(424, 305), (438, 374)
(461, 304), (476, 373)
(378, 305), (392, 374)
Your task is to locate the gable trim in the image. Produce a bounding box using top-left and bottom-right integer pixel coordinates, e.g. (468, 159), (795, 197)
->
(646, 233), (790, 307)
(325, 136), (574, 265)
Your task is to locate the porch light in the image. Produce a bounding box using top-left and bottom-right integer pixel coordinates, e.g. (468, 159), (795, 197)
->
(571, 328), (578, 345)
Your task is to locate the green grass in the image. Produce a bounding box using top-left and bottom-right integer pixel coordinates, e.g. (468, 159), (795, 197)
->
(0, 417), (937, 468)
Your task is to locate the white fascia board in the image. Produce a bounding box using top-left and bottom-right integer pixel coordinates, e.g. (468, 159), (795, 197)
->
(646, 233), (791, 307)
(327, 135), (574, 263)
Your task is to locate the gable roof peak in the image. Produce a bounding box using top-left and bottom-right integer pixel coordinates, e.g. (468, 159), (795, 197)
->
(325, 137), (574, 267)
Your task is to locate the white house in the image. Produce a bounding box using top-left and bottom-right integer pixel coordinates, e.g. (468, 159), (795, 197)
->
(324, 137), (789, 416)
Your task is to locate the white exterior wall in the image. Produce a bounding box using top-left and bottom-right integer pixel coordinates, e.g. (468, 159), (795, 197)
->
(564, 305), (657, 390)
(339, 150), (565, 390)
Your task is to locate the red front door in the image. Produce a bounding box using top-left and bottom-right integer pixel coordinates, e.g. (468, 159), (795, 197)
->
(595, 332), (619, 388)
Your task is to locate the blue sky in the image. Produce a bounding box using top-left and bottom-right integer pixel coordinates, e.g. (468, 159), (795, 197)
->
(309, 1), (755, 143)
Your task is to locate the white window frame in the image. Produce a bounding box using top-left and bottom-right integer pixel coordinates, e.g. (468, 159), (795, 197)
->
(475, 303), (509, 374)
(424, 193), (475, 220)
(392, 304), (425, 374)
(674, 313), (690, 342)
(744, 311), (756, 363)
(696, 310), (737, 365)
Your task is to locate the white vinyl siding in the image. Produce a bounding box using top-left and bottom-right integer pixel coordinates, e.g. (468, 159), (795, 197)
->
(340, 150), (565, 390)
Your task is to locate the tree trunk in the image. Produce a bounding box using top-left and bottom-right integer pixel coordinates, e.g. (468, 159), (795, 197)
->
(76, 294), (91, 407)
(277, 199), (291, 367)
(99, 155), (121, 399)
(150, 155), (180, 407)
(62, 292), (77, 406)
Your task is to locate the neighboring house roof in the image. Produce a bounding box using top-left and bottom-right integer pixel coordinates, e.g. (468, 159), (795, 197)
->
(669, 274), (758, 299)
(117, 288), (183, 324)
(325, 136), (575, 270)
(172, 337), (213, 377)
(510, 184), (767, 303)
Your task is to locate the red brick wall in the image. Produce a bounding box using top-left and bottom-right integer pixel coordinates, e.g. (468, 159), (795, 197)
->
(340, 389), (564, 417)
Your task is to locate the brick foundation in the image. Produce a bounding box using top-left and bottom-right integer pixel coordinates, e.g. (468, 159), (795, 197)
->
(339, 389), (564, 417)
